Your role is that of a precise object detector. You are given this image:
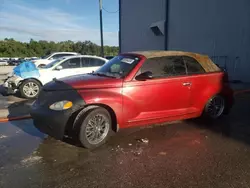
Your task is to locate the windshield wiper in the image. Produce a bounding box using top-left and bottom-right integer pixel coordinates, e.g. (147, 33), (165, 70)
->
(89, 72), (116, 78)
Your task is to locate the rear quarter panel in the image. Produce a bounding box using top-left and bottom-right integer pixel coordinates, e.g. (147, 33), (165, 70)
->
(189, 72), (224, 114)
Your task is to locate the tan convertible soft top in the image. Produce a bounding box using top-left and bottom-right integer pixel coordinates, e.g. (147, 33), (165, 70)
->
(129, 50), (220, 73)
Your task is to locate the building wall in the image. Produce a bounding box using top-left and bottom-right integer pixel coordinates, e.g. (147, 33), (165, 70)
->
(167, 0), (250, 82)
(120, 0), (250, 82)
(120, 0), (166, 52)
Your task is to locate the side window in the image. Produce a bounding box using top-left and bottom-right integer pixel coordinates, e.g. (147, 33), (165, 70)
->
(60, 58), (81, 69)
(183, 56), (205, 75)
(140, 56), (186, 78)
(93, 59), (106, 66)
(82, 58), (105, 67)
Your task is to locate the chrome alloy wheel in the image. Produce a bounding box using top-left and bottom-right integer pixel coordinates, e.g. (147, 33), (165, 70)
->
(23, 82), (40, 98)
(206, 95), (225, 119)
(85, 114), (110, 145)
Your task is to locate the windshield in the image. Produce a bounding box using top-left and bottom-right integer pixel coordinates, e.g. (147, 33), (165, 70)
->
(44, 58), (63, 68)
(94, 55), (140, 78)
(41, 54), (51, 59)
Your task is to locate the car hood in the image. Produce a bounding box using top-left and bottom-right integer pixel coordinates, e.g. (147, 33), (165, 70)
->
(33, 59), (50, 65)
(38, 68), (50, 74)
(43, 74), (123, 91)
(13, 61), (40, 79)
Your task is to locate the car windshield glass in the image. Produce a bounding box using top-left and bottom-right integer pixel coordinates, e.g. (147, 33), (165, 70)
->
(41, 54), (51, 59)
(93, 55), (140, 78)
(44, 58), (63, 68)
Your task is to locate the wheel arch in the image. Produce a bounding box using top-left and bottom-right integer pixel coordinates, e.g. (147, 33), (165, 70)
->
(87, 103), (118, 132)
(201, 92), (229, 116)
(18, 78), (43, 87)
(65, 103), (119, 137)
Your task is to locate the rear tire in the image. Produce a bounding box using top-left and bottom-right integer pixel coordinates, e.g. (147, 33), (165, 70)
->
(19, 79), (42, 99)
(203, 95), (225, 120)
(74, 107), (112, 149)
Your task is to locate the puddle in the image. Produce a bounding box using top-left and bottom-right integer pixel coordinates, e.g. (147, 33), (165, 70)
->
(21, 155), (42, 166)
(0, 135), (7, 139)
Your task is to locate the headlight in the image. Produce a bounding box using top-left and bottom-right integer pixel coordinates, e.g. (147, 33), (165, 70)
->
(7, 75), (19, 82)
(49, 100), (73, 111)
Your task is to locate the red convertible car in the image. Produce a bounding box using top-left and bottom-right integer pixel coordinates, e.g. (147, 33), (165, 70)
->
(31, 51), (234, 148)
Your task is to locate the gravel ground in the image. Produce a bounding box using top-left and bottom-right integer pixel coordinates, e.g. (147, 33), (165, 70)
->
(0, 66), (14, 75)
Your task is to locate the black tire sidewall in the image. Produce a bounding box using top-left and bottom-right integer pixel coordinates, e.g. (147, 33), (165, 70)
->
(20, 79), (41, 99)
(78, 107), (111, 149)
(204, 95), (225, 120)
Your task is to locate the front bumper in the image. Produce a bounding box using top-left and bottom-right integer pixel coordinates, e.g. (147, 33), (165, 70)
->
(30, 81), (85, 140)
(3, 81), (17, 94)
(3, 76), (21, 94)
(31, 105), (72, 139)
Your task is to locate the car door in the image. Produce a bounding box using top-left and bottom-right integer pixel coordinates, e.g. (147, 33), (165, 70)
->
(183, 56), (207, 109)
(81, 57), (106, 73)
(123, 56), (193, 126)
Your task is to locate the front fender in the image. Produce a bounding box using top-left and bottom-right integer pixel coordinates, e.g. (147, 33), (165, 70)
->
(78, 88), (124, 127)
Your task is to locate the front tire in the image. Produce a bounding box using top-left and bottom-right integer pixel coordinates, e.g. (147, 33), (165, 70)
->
(203, 95), (225, 120)
(19, 79), (42, 99)
(75, 107), (112, 149)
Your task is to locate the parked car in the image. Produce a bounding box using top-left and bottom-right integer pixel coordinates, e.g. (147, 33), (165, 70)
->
(4, 55), (108, 99)
(33, 52), (80, 67)
(29, 57), (39, 61)
(31, 51), (234, 149)
(0, 60), (8, 66)
(8, 59), (22, 66)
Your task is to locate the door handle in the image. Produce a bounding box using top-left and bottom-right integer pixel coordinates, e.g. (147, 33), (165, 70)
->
(182, 82), (192, 86)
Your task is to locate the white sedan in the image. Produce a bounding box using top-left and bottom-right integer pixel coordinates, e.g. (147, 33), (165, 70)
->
(4, 55), (108, 99)
(33, 52), (79, 67)
(0, 60), (8, 66)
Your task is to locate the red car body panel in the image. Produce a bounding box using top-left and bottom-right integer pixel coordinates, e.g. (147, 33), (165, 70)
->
(122, 76), (193, 125)
(63, 75), (124, 126)
(64, 52), (233, 129)
(188, 73), (223, 112)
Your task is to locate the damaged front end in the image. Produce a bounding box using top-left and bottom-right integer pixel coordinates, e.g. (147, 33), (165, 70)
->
(3, 74), (23, 94)
(3, 61), (38, 95)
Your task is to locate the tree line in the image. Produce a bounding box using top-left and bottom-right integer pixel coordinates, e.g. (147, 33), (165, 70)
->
(0, 38), (119, 58)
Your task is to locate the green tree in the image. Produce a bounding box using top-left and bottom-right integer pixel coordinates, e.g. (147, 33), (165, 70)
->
(0, 38), (119, 58)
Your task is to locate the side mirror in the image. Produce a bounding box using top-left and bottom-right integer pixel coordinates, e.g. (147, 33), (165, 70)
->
(135, 71), (153, 81)
(55, 65), (63, 71)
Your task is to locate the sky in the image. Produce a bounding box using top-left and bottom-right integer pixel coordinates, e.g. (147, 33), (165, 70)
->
(0, 0), (119, 46)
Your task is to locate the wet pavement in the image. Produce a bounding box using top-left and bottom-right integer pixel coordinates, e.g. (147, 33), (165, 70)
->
(1, 94), (250, 188)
